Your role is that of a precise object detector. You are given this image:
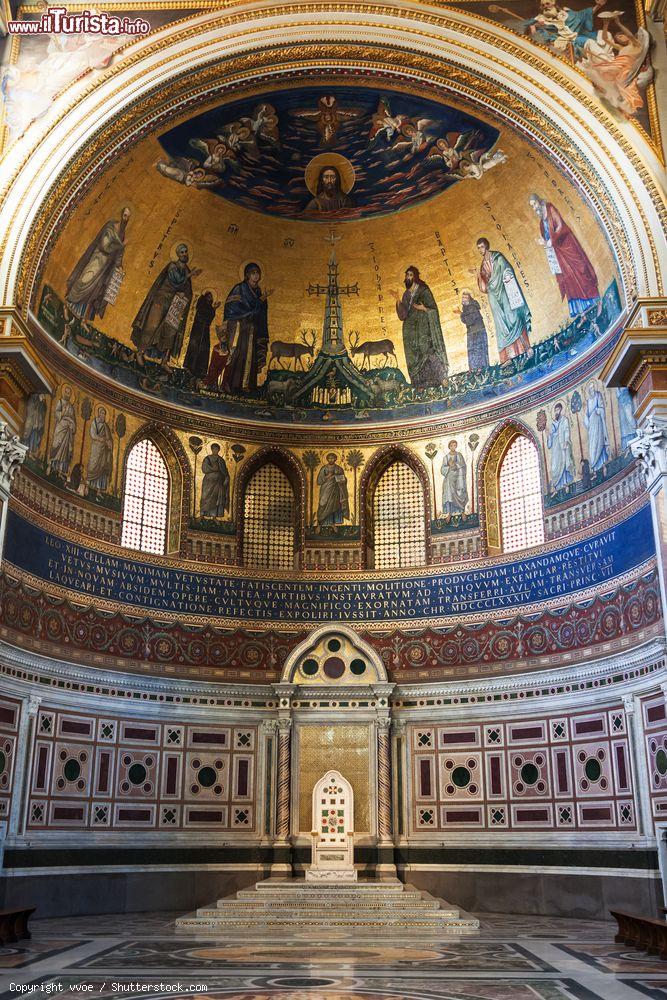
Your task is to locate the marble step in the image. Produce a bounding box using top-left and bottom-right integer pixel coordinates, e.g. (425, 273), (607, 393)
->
(209, 901), (454, 917)
(179, 910), (479, 929)
(217, 898), (445, 912)
(247, 879), (408, 894)
(175, 879), (480, 932)
(234, 888), (430, 904)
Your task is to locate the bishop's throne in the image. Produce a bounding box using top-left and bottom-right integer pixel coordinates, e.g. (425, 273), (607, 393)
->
(307, 769), (356, 882)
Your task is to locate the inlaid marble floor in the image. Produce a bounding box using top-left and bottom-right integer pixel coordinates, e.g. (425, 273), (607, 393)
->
(0, 911), (663, 1000)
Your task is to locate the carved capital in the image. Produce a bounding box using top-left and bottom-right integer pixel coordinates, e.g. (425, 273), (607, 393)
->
(0, 422), (27, 495)
(630, 418), (667, 487)
(261, 719), (279, 735)
(622, 693), (636, 717)
(27, 695), (41, 717)
(277, 717), (292, 734)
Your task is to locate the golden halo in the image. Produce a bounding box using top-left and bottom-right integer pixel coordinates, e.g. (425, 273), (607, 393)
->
(238, 258), (267, 282)
(169, 239), (192, 260)
(304, 153), (355, 196)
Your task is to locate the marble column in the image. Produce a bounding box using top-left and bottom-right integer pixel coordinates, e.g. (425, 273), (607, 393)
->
(276, 719), (291, 839)
(376, 717), (396, 875)
(259, 719), (278, 842)
(624, 693), (654, 838)
(391, 718), (407, 842)
(0, 422), (27, 557)
(9, 694), (41, 839)
(377, 718), (392, 839)
(271, 718), (292, 874)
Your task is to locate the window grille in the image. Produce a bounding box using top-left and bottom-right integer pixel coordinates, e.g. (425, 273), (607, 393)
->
(499, 435), (545, 553)
(120, 439), (169, 555)
(373, 461), (426, 569)
(243, 463), (295, 569)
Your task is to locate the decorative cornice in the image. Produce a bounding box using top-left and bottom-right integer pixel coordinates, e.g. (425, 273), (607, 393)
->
(0, 632), (663, 715)
(392, 635), (666, 705)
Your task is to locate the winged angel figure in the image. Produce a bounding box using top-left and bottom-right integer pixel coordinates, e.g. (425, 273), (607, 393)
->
(368, 98), (437, 155)
(579, 14), (653, 118)
(428, 130), (508, 180)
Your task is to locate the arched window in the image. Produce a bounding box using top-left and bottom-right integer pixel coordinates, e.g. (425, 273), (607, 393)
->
(243, 462), (295, 570)
(120, 439), (169, 555)
(498, 435), (544, 553)
(373, 461), (426, 569)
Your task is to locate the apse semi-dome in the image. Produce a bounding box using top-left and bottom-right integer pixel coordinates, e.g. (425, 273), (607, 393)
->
(33, 79), (620, 429)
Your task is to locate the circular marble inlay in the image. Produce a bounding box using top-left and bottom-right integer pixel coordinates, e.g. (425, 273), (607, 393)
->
(63, 758), (81, 782)
(350, 658), (367, 676)
(451, 766), (471, 788)
(584, 757), (601, 782)
(323, 656), (345, 679)
(268, 978), (337, 988)
(302, 658), (319, 676)
(128, 762), (147, 785)
(327, 638), (342, 653)
(656, 749), (667, 776)
(198, 765), (217, 788)
(520, 762), (539, 786)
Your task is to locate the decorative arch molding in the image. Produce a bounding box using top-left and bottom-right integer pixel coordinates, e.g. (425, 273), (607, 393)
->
(478, 417), (545, 556)
(0, 2), (663, 327)
(235, 445), (305, 568)
(121, 421), (191, 555)
(280, 624), (388, 685)
(360, 444), (431, 569)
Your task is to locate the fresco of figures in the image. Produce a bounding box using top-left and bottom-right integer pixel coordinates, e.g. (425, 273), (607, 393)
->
(21, 368), (636, 540)
(0, 10), (195, 144)
(155, 87), (503, 219)
(463, 0), (656, 136)
(37, 94), (621, 426)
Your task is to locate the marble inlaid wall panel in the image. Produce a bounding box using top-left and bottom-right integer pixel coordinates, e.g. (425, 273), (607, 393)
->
(410, 704), (636, 834)
(27, 706), (258, 833)
(0, 695), (21, 826)
(642, 691), (667, 833)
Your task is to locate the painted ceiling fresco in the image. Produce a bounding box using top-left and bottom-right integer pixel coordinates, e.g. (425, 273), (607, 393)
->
(157, 87), (502, 220)
(0, 0), (658, 155)
(37, 84), (621, 427)
(0, 9), (197, 144)
(456, 0), (658, 142)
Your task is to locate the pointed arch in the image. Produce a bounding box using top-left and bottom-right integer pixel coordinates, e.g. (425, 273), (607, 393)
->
(235, 446), (305, 569)
(478, 419), (546, 555)
(120, 422), (191, 556)
(360, 445), (431, 570)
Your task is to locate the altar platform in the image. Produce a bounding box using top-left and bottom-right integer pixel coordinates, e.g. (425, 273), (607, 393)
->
(175, 877), (480, 932)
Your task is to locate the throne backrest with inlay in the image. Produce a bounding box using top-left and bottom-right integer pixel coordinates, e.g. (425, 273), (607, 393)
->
(308, 769), (356, 880)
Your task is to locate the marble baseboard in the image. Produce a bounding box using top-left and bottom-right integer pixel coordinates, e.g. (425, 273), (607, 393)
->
(0, 868), (262, 918)
(0, 863), (662, 920)
(405, 868), (664, 921)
